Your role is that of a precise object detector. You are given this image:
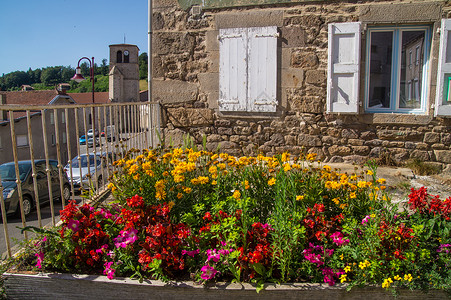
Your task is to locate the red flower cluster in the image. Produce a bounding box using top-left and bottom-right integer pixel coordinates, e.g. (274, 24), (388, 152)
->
(137, 202), (190, 275)
(408, 187), (451, 220)
(378, 221), (415, 261)
(238, 222), (273, 280)
(59, 201), (112, 272)
(303, 203), (344, 242)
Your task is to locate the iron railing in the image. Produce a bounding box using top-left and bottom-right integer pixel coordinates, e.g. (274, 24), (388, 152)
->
(0, 101), (161, 258)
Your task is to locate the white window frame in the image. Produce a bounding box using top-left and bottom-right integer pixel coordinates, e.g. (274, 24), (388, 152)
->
(364, 25), (431, 114)
(16, 135), (28, 147)
(435, 19), (451, 116)
(219, 26), (278, 113)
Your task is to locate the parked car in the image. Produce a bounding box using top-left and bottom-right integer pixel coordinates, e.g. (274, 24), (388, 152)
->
(65, 153), (106, 190)
(87, 129), (99, 138)
(87, 137), (100, 148)
(79, 135), (87, 145)
(0, 160), (71, 217)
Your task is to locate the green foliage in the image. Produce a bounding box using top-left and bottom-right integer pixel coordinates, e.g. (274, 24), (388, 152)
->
(406, 159), (442, 176)
(139, 52), (148, 80)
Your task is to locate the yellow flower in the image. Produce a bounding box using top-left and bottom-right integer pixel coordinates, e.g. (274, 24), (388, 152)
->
(323, 165), (331, 172)
(183, 187), (192, 194)
(382, 277), (393, 289)
(357, 181), (367, 189)
(340, 274), (347, 283)
(306, 153), (317, 161)
(107, 183), (116, 192)
(212, 180), (217, 185)
(394, 275), (402, 281)
(133, 174), (139, 180)
(268, 178), (276, 186)
(296, 195), (304, 201)
(281, 152), (290, 162)
(128, 164), (139, 175)
(340, 254), (344, 260)
(283, 163), (291, 172)
(377, 178), (386, 184)
(243, 180), (250, 190)
(233, 190), (241, 200)
(177, 193), (183, 199)
(332, 197), (340, 205)
(367, 170), (374, 176)
(168, 201), (175, 210)
(404, 274), (413, 282)
(344, 266), (351, 273)
(359, 260), (370, 270)
(350, 192), (356, 199)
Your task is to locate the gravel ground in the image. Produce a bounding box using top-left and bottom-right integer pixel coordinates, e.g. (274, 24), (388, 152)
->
(324, 162), (451, 203)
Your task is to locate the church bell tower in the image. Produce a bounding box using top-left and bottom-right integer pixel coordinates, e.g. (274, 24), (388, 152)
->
(109, 44), (139, 102)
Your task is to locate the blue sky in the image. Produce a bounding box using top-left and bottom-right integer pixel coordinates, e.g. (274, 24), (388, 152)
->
(0, 0), (148, 75)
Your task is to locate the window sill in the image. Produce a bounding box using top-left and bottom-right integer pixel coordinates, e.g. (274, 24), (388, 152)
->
(361, 113), (433, 125)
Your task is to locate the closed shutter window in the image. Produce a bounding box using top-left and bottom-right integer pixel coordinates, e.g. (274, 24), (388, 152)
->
(327, 22), (361, 114)
(219, 26), (278, 112)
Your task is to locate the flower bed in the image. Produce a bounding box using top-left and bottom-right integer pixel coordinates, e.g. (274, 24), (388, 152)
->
(9, 149), (451, 296)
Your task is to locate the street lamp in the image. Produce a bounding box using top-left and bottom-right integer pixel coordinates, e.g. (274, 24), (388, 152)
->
(71, 56), (95, 104)
(71, 57), (96, 138)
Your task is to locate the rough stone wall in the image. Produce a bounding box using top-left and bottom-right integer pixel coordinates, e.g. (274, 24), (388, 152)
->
(151, 0), (451, 168)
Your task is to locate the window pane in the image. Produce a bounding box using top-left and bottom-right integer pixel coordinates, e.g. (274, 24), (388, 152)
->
(399, 30), (424, 109)
(368, 31), (393, 108)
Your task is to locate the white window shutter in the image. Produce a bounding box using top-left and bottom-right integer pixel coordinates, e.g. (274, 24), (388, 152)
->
(219, 28), (247, 112)
(435, 19), (451, 116)
(327, 22), (361, 113)
(247, 26), (278, 112)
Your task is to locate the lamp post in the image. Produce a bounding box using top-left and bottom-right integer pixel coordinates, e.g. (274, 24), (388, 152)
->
(71, 57), (96, 138)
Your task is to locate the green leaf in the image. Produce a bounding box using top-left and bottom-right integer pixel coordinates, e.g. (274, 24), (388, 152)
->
(252, 263), (266, 276)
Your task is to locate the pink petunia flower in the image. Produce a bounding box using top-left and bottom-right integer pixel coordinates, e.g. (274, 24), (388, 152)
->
(35, 252), (44, 269)
(67, 219), (80, 232)
(200, 265), (218, 280)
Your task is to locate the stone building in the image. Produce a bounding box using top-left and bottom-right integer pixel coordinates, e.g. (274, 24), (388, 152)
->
(151, 0), (451, 168)
(109, 44), (140, 103)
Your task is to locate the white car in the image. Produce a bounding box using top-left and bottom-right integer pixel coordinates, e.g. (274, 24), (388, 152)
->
(87, 129), (99, 138)
(65, 153), (106, 190)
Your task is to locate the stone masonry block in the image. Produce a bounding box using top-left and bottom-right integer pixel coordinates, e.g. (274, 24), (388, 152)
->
(280, 26), (305, 48)
(281, 68), (304, 88)
(434, 150), (451, 164)
(206, 30), (219, 52)
(215, 11), (283, 29)
(198, 73), (219, 93)
(359, 3), (441, 23)
(152, 79), (198, 104)
(167, 108), (214, 127)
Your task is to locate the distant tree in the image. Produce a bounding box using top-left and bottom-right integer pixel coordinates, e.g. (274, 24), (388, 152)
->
(61, 66), (75, 83)
(100, 59), (109, 76)
(139, 52), (148, 80)
(40, 67), (61, 86)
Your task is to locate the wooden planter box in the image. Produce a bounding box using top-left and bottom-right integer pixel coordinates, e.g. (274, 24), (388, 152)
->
(3, 271), (448, 300)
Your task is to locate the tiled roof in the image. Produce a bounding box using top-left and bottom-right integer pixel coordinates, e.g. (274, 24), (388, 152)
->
(1, 90), (58, 105)
(68, 92), (110, 104)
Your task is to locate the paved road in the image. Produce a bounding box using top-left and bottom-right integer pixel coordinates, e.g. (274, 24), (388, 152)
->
(0, 194), (84, 259)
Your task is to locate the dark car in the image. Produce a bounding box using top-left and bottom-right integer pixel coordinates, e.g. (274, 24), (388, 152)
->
(0, 160), (71, 217)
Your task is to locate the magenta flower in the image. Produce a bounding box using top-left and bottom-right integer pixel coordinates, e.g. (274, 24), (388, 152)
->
(330, 232), (350, 247)
(114, 228), (139, 248)
(200, 265), (218, 280)
(67, 219), (80, 232)
(182, 249), (200, 257)
(206, 249), (220, 262)
(103, 261), (116, 280)
(361, 215), (370, 225)
(35, 252), (44, 269)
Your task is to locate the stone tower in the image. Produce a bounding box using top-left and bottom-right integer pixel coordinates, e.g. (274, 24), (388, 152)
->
(109, 44), (139, 102)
